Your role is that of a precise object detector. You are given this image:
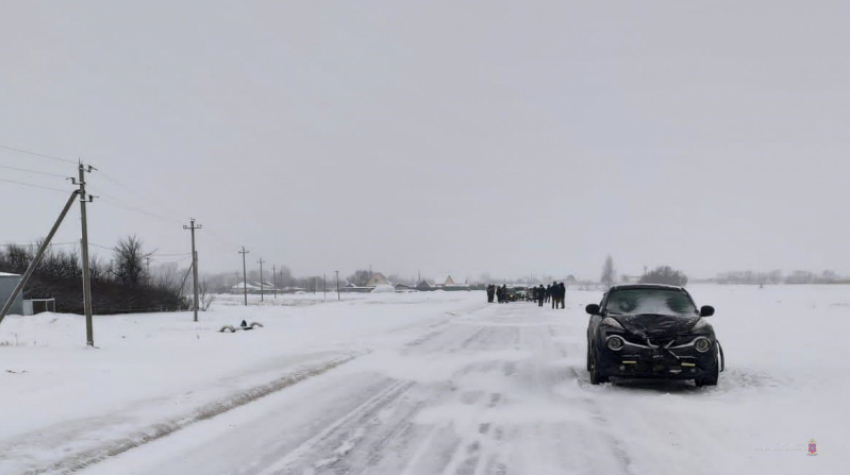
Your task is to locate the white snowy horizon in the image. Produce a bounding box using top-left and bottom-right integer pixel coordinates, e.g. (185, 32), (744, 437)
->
(2, 1), (849, 280)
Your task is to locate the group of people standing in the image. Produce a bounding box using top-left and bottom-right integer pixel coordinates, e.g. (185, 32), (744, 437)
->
(486, 284), (510, 303)
(534, 282), (566, 309)
(486, 282), (566, 309)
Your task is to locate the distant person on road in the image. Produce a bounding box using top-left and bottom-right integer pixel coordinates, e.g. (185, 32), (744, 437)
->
(557, 282), (566, 309)
(486, 284), (495, 303)
(500, 285), (508, 304)
(549, 282), (559, 308)
(537, 285), (545, 307)
(545, 284), (552, 304)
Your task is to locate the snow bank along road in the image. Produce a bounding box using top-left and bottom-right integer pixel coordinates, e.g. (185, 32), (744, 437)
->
(4, 287), (846, 475)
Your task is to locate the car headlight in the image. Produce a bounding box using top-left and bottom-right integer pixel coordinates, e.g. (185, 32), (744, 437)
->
(601, 317), (624, 330)
(694, 337), (712, 353)
(606, 336), (625, 351)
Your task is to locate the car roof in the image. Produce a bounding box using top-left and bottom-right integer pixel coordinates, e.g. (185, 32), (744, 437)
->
(608, 284), (686, 291)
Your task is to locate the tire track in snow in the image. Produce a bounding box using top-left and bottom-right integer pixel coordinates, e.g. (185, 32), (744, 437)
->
(20, 354), (360, 475)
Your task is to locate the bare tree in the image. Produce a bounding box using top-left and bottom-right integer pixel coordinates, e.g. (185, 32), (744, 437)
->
(639, 266), (688, 286)
(112, 236), (148, 287)
(601, 255), (616, 287)
(347, 269), (372, 286)
(199, 280), (216, 311)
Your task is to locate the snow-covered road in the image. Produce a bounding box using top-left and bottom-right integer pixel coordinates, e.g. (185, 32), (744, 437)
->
(69, 287), (843, 475)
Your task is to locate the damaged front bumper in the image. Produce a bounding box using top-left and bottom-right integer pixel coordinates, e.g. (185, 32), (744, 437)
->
(596, 335), (720, 379)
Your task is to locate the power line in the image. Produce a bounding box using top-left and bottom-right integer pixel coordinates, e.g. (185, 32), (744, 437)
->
(97, 169), (187, 222)
(0, 178), (71, 194)
(0, 144), (77, 165)
(88, 242), (114, 251)
(0, 241), (78, 247)
(96, 197), (184, 225)
(0, 164), (68, 178)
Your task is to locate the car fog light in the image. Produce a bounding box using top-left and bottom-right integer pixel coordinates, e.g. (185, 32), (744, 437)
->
(694, 337), (711, 353)
(607, 336), (625, 351)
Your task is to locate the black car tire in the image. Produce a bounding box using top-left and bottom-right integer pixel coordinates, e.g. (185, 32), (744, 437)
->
(589, 346), (609, 385)
(695, 352), (720, 387)
(586, 342), (592, 372)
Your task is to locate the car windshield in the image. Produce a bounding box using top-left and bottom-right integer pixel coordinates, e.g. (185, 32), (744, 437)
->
(604, 288), (697, 317)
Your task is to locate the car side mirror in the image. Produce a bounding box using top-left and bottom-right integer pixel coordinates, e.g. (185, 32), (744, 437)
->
(700, 305), (715, 317)
(586, 304), (600, 315)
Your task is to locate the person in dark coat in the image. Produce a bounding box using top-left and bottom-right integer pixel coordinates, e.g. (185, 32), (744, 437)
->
(545, 285), (552, 304)
(537, 284), (545, 307)
(558, 282), (566, 309)
(500, 285), (508, 303)
(551, 282), (558, 309)
(486, 284), (495, 303)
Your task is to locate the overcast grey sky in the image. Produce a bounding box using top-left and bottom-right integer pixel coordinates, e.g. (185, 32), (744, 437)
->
(1, 1), (849, 281)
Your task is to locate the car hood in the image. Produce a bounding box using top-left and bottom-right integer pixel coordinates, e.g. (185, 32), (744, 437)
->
(611, 314), (700, 339)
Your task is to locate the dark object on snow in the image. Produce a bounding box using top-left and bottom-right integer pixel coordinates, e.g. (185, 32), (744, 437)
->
(585, 284), (723, 387)
(219, 322), (264, 333)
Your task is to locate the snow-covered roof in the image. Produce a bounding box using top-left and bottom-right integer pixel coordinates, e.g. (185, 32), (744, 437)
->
(433, 273), (466, 286)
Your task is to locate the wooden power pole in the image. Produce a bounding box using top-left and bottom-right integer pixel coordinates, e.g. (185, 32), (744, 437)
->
(239, 247), (249, 306)
(258, 258), (265, 302)
(183, 218), (202, 322)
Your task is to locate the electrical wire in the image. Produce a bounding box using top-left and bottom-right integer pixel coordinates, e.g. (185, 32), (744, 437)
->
(0, 178), (73, 194)
(88, 242), (114, 251)
(96, 197), (184, 225)
(0, 241), (77, 247)
(97, 169), (187, 223)
(0, 144), (77, 165)
(0, 164), (68, 178)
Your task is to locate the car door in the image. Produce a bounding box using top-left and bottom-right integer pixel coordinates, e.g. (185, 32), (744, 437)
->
(587, 291), (608, 344)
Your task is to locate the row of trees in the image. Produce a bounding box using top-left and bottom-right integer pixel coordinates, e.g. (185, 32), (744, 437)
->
(716, 270), (850, 285)
(601, 255), (688, 287)
(602, 256), (850, 287)
(0, 237), (189, 314)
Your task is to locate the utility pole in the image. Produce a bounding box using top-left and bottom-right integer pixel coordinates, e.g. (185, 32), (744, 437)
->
(239, 247), (249, 306)
(258, 258), (265, 302)
(77, 163), (95, 347)
(146, 256), (151, 273)
(183, 218), (202, 322)
(0, 190), (79, 325)
(272, 265), (277, 299)
(335, 270), (340, 301)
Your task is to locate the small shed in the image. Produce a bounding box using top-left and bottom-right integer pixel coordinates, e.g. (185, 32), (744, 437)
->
(0, 272), (24, 316)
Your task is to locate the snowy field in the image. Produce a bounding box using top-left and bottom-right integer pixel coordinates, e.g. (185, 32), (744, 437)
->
(1, 285), (846, 475)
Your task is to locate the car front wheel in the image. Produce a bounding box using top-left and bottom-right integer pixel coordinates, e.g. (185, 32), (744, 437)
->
(695, 352), (720, 387)
(589, 346), (609, 385)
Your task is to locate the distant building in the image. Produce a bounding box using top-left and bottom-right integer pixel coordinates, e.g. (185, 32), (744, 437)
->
(416, 280), (433, 291)
(0, 272), (24, 315)
(365, 272), (391, 287)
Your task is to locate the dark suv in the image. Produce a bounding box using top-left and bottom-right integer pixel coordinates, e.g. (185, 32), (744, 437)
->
(585, 284), (723, 386)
